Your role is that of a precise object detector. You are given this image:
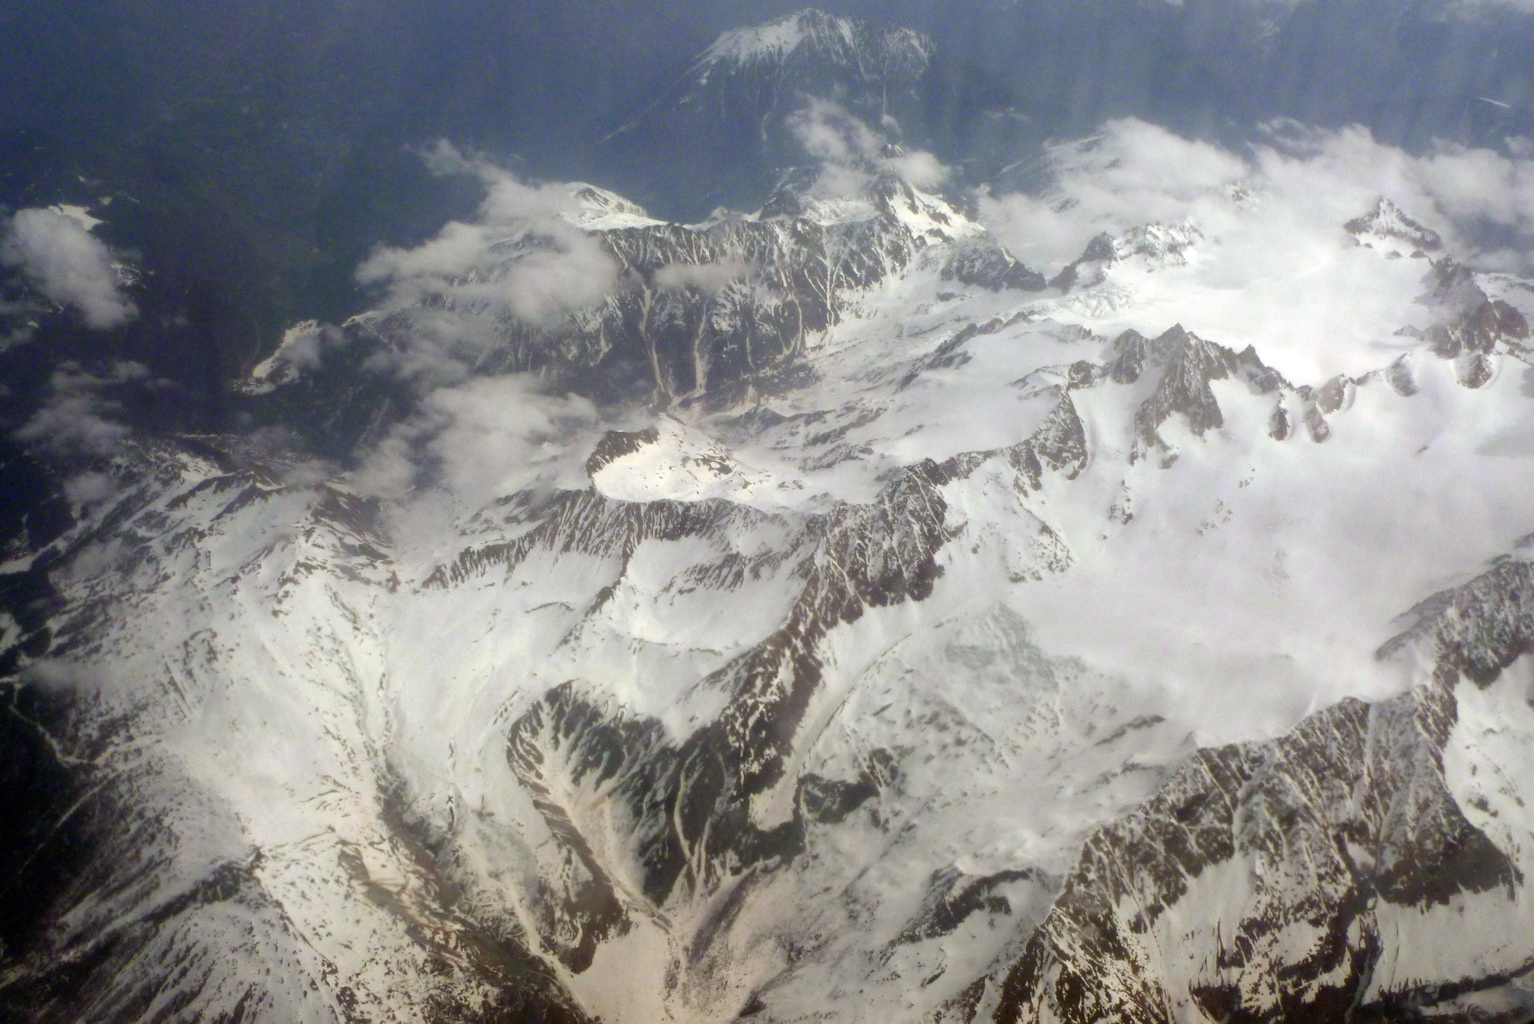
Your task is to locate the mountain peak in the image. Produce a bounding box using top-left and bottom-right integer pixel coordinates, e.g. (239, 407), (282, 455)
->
(1345, 196), (1443, 256)
(693, 8), (931, 83)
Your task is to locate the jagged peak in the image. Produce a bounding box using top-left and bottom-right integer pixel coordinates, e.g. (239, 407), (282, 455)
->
(1345, 197), (1443, 256)
(941, 240), (1047, 292)
(693, 8), (932, 82)
(1049, 221), (1202, 291)
(1114, 220), (1203, 262)
(1378, 554), (1534, 684)
(558, 183), (664, 231)
(757, 164), (975, 241)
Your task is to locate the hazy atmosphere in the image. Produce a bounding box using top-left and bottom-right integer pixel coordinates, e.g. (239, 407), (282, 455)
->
(4, 2), (1534, 1022)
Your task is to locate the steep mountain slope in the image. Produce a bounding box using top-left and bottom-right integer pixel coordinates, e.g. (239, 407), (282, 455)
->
(5, 144), (1534, 1022)
(600, 9), (938, 217)
(249, 166), (986, 454)
(7, 8), (1534, 1024)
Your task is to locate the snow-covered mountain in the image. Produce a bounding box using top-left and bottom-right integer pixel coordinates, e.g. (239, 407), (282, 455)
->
(6, 8), (1534, 1024)
(615, 8), (931, 135)
(7, 165), (1534, 1021)
(689, 8), (931, 92)
(251, 164), (981, 451)
(601, 9), (938, 218)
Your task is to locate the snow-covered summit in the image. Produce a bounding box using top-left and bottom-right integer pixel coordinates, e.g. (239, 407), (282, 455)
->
(692, 8), (932, 85)
(12, 201), (1534, 1021)
(559, 183), (666, 231)
(1050, 221), (1204, 290)
(11, 24), (1534, 1018)
(1345, 196), (1444, 257)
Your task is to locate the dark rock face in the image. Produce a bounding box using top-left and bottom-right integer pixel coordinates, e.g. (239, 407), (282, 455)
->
(419, 372), (1120, 981)
(1088, 305), (1519, 466)
(425, 489), (789, 591)
(1050, 225), (1201, 293)
(1346, 198), (1444, 254)
(1380, 558), (1534, 688)
(15, 260), (1534, 1021)
(0, 682), (91, 982)
(488, 460), (952, 964)
(1423, 260), (1531, 362)
(924, 550), (1534, 1024)
(1000, 393), (1088, 492)
(1428, 300), (1529, 360)
(585, 427), (662, 475)
(0, 564), (64, 675)
(1100, 324), (1268, 459)
(11, 3), (1534, 1020)
(1127, 325), (1241, 455)
(1385, 355), (1418, 397)
(982, 685), (1517, 1024)
(271, 173), (951, 454)
(797, 769), (881, 826)
(680, 8), (932, 124)
(0, 447), (591, 1024)
(8, 306), (1534, 1021)
(896, 867), (1041, 947)
(942, 243), (1047, 293)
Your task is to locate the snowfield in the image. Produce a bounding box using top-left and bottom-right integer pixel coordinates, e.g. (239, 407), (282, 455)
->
(7, 5), (1534, 1010)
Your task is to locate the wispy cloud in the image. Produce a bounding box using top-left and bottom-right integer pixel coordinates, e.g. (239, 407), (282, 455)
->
(787, 98), (952, 196)
(1, 208), (136, 330)
(652, 257), (752, 296)
(981, 118), (1534, 273)
(9, 361), (159, 509)
(11, 361), (150, 459)
(0, 294), (45, 350)
(354, 373), (600, 510)
(979, 118), (1534, 380)
(357, 142), (620, 334)
(979, 120), (1250, 271)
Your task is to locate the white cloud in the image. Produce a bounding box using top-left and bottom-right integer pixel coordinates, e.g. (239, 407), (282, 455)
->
(1456, 0), (1534, 14)
(653, 258), (751, 296)
(13, 362), (149, 456)
(19, 659), (95, 697)
(247, 321), (349, 388)
(358, 307), (507, 387)
(983, 119), (1534, 274)
(11, 363), (158, 509)
(14, 389), (131, 456)
(8, 361), (178, 510)
(787, 99), (952, 195)
(978, 119), (1534, 381)
(276, 320), (344, 371)
(0, 295), (43, 350)
(354, 374), (600, 509)
(790, 99), (884, 167)
(979, 120), (1250, 270)
(358, 221), (497, 292)
(883, 149), (951, 189)
(1, 208), (136, 329)
(63, 471), (118, 506)
(356, 143), (620, 338)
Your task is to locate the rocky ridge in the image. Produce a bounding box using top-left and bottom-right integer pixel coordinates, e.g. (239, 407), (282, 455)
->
(5, 15), (1534, 1018)
(6, 193), (1534, 1019)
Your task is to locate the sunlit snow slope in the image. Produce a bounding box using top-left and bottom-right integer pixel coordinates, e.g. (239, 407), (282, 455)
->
(5, 10), (1534, 1024)
(5, 154), (1534, 1024)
